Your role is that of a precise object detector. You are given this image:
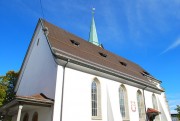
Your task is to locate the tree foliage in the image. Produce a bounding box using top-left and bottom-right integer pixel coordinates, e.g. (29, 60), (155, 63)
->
(175, 105), (180, 119)
(0, 84), (6, 106)
(0, 71), (19, 106)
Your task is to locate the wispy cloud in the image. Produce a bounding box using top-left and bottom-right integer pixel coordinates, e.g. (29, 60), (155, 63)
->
(167, 93), (180, 113)
(168, 99), (180, 113)
(161, 38), (180, 54)
(15, 0), (41, 17)
(99, 0), (124, 44)
(117, 0), (180, 48)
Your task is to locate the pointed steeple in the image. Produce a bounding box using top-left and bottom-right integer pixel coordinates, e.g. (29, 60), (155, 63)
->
(89, 8), (100, 46)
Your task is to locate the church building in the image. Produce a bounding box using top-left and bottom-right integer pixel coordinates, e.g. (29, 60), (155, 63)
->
(0, 11), (171, 121)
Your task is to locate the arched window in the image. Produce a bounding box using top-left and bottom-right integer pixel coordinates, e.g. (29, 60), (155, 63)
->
(119, 85), (129, 120)
(23, 113), (29, 121)
(32, 112), (38, 121)
(152, 94), (160, 121)
(92, 81), (97, 116)
(152, 94), (158, 110)
(91, 78), (101, 119)
(137, 90), (145, 120)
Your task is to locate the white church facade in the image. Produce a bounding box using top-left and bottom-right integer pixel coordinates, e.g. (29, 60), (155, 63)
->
(0, 14), (171, 121)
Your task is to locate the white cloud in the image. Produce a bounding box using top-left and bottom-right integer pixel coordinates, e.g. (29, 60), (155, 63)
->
(169, 102), (179, 113)
(99, 0), (124, 44)
(15, 0), (41, 17)
(167, 93), (180, 113)
(161, 38), (180, 54)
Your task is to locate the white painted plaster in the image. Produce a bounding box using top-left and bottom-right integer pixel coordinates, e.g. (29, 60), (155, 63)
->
(52, 66), (64, 121)
(14, 61), (171, 121)
(158, 92), (172, 121)
(57, 67), (171, 121)
(107, 80), (122, 121)
(16, 23), (57, 99)
(11, 106), (53, 121)
(125, 85), (139, 121)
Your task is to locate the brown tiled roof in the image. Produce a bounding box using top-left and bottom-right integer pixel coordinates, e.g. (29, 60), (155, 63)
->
(147, 108), (160, 114)
(16, 93), (53, 102)
(41, 19), (153, 83)
(0, 93), (53, 113)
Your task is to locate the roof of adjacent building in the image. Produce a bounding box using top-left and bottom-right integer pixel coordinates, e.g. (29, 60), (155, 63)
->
(147, 108), (160, 114)
(0, 93), (53, 114)
(39, 19), (163, 91)
(16, 93), (53, 102)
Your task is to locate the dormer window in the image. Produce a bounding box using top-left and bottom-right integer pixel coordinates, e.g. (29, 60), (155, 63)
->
(140, 71), (150, 76)
(99, 52), (107, 58)
(142, 71), (150, 75)
(119, 61), (127, 66)
(70, 39), (80, 46)
(140, 72), (145, 76)
(140, 71), (151, 78)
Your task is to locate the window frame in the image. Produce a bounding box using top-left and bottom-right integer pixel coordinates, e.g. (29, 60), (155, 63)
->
(91, 78), (102, 120)
(152, 94), (160, 121)
(119, 84), (129, 121)
(152, 94), (158, 110)
(137, 90), (145, 121)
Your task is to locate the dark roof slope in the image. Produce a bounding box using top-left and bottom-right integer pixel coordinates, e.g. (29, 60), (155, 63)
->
(42, 19), (152, 82)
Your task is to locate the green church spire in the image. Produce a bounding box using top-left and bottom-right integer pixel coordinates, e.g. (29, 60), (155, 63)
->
(89, 8), (100, 46)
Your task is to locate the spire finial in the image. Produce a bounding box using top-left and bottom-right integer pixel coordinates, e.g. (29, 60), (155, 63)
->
(92, 7), (95, 15)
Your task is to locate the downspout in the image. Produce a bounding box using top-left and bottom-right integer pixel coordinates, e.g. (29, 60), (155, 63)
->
(60, 59), (69, 121)
(143, 86), (148, 121)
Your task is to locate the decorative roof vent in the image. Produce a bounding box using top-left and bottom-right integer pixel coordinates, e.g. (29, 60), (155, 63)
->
(70, 39), (80, 46)
(42, 27), (49, 36)
(99, 52), (107, 58)
(119, 61), (127, 66)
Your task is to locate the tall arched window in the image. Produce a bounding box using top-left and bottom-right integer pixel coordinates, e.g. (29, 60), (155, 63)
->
(119, 85), (129, 120)
(23, 113), (29, 121)
(91, 78), (101, 119)
(92, 81), (97, 116)
(152, 94), (158, 110)
(137, 90), (145, 120)
(152, 94), (160, 121)
(32, 112), (38, 121)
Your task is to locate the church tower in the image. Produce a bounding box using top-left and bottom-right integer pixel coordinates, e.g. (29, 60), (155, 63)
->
(88, 8), (100, 46)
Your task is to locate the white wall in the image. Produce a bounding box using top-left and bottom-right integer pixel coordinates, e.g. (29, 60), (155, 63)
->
(158, 93), (172, 121)
(57, 66), (171, 121)
(52, 66), (64, 121)
(16, 23), (57, 99)
(11, 106), (53, 121)
(126, 85), (142, 121)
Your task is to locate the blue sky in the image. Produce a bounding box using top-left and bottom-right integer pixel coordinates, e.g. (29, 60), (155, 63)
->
(0, 0), (180, 113)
